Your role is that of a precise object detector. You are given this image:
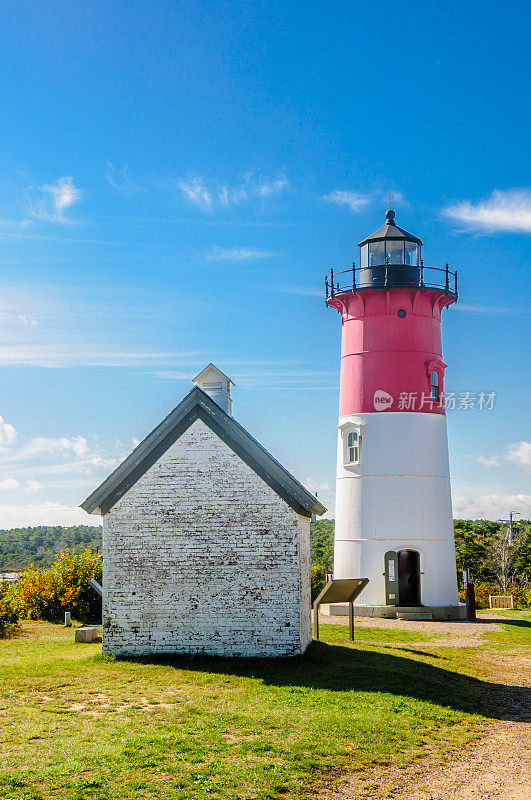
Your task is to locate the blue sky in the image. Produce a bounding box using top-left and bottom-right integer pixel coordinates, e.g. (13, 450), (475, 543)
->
(0, 0), (529, 526)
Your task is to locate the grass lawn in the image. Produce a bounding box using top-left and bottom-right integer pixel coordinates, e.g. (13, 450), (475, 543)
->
(0, 617), (528, 800)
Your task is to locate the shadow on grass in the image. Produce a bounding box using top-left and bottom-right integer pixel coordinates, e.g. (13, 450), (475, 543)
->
(120, 640), (530, 724)
(476, 616), (531, 629)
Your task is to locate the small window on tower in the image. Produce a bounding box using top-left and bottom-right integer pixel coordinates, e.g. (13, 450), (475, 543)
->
(430, 370), (439, 402)
(344, 429), (360, 466)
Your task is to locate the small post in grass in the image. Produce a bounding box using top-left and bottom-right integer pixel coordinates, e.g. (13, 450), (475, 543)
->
(348, 601), (355, 642)
(313, 602), (319, 640)
(64, 611), (71, 627)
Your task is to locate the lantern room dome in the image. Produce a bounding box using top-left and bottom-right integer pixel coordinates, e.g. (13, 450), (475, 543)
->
(358, 209), (423, 247)
(358, 210), (422, 271)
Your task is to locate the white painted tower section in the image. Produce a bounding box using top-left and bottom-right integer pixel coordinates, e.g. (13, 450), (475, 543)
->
(334, 412), (459, 608)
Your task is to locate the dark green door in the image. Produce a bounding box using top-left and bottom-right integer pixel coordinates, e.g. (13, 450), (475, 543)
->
(384, 551), (399, 605)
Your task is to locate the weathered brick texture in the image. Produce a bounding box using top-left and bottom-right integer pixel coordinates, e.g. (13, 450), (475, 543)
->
(103, 419), (312, 657)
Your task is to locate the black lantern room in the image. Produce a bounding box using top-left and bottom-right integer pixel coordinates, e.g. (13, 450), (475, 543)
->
(325, 210), (458, 302)
(357, 209), (422, 289)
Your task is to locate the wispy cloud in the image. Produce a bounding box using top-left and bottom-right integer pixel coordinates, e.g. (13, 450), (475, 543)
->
(0, 435), (89, 464)
(474, 441), (531, 473)
(477, 454), (500, 469)
(106, 164), (142, 194)
(322, 190), (371, 212)
(455, 304), (525, 315)
(176, 175), (289, 210)
(276, 286), (322, 297)
(452, 491), (531, 520)
(442, 188), (531, 233)
(23, 176), (83, 224)
(0, 344), (201, 368)
(322, 188), (405, 213)
(176, 177), (213, 210)
(206, 246), (278, 262)
(253, 178), (289, 198)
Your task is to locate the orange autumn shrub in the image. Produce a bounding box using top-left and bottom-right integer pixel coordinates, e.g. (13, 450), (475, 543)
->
(0, 582), (19, 629)
(10, 549), (102, 623)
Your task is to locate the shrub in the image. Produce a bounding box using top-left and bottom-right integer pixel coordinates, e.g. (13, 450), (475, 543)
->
(311, 564), (327, 603)
(10, 549), (102, 623)
(0, 582), (19, 629)
(459, 580), (531, 610)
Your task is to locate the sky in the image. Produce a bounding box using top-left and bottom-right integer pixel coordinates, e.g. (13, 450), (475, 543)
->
(0, 0), (529, 528)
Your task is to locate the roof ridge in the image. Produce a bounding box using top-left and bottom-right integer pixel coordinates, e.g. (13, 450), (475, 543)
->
(80, 387), (325, 518)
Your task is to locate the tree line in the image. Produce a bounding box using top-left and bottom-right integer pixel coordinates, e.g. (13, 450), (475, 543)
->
(1, 520), (530, 607)
(0, 526), (103, 570)
(310, 518), (531, 606)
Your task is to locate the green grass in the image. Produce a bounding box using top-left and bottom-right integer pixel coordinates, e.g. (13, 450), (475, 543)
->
(477, 609), (531, 647)
(316, 623), (435, 644)
(0, 619), (524, 800)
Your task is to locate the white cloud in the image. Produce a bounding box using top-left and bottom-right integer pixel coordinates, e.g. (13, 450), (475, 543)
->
(277, 286), (322, 297)
(0, 415), (16, 448)
(505, 441), (531, 471)
(454, 304), (524, 315)
(106, 164), (141, 194)
(0, 435), (90, 464)
(60, 436), (89, 458)
(0, 478), (20, 490)
(322, 190), (371, 212)
(304, 477), (333, 495)
(0, 502), (101, 528)
(0, 344), (201, 368)
(0, 314), (39, 328)
(24, 480), (42, 493)
(254, 178), (289, 198)
(176, 177), (213, 209)
(176, 175), (288, 210)
(477, 454), (500, 468)
(218, 185), (249, 206)
(206, 246), (278, 262)
(322, 188), (405, 214)
(23, 176), (83, 224)
(442, 188), (531, 233)
(453, 491), (531, 521)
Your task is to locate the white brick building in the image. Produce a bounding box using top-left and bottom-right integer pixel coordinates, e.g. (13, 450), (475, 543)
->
(81, 365), (324, 657)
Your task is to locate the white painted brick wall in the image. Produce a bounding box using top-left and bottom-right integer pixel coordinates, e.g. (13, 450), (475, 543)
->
(102, 418), (312, 657)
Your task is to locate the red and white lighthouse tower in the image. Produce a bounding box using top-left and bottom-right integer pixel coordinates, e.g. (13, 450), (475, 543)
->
(326, 210), (463, 619)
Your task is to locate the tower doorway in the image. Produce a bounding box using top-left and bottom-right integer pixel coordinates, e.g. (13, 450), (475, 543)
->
(398, 550), (421, 606)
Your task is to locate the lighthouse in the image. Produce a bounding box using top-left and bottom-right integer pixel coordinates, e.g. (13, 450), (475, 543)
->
(326, 210), (463, 620)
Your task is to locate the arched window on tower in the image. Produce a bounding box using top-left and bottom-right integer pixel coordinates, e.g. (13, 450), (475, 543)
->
(430, 370), (439, 402)
(344, 429), (361, 465)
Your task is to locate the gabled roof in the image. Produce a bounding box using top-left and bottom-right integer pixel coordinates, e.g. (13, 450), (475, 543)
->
(193, 363), (235, 387)
(80, 386), (326, 518)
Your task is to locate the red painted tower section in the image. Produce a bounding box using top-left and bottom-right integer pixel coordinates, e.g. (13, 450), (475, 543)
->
(329, 288), (455, 416)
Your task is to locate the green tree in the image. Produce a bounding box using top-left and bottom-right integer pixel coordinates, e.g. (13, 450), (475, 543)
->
(310, 519), (334, 572)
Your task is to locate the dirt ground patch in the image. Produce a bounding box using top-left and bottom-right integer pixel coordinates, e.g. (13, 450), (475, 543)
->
(316, 613), (531, 800)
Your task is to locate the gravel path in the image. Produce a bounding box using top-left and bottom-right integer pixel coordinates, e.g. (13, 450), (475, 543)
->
(320, 612), (500, 647)
(315, 613), (531, 800)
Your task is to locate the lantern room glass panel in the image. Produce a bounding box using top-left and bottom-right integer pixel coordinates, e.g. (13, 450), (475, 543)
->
(386, 241), (404, 265)
(405, 241), (419, 266)
(360, 244), (368, 268)
(369, 241), (385, 266)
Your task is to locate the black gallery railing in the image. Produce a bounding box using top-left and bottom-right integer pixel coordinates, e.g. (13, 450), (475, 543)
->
(325, 263), (458, 303)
